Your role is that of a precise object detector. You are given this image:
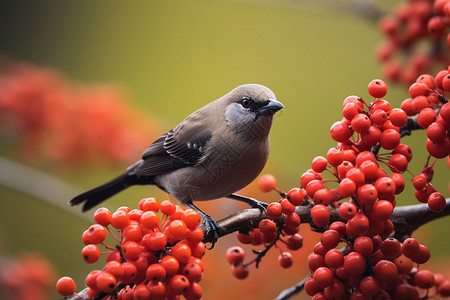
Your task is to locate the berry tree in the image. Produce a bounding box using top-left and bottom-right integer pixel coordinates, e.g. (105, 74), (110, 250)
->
(46, 0), (450, 299)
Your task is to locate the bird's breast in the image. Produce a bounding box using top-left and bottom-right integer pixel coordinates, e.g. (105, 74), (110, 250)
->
(154, 135), (270, 203)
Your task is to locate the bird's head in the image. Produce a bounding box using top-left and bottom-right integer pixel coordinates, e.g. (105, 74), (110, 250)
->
(223, 84), (284, 137)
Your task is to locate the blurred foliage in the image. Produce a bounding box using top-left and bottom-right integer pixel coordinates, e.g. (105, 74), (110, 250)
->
(0, 0), (448, 299)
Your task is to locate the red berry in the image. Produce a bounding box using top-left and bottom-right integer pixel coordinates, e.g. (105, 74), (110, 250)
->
(360, 276), (380, 297)
(312, 156), (328, 173)
(305, 277), (321, 296)
(93, 207), (112, 226)
(417, 107), (437, 128)
(380, 237), (402, 258)
(313, 267), (334, 288)
(368, 79), (388, 98)
(56, 276), (76, 296)
(111, 210), (130, 229)
(346, 212), (369, 237)
(343, 252), (366, 276)
(168, 219), (188, 239)
(96, 271), (117, 293)
(259, 219), (278, 235)
(337, 178), (356, 198)
(146, 263), (166, 282)
(311, 205), (330, 228)
(353, 236), (373, 257)
(370, 109), (387, 125)
(183, 262), (203, 283)
(414, 244), (431, 264)
(169, 274), (190, 295)
(160, 200), (176, 216)
(170, 242), (192, 264)
(121, 241), (141, 261)
(357, 184), (378, 206)
(338, 202), (357, 220)
(313, 188), (333, 206)
(138, 197), (160, 212)
(392, 144), (413, 162)
(184, 282), (203, 300)
(428, 192), (446, 213)
(325, 249), (344, 268)
(426, 138), (450, 158)
(287, 187), (306, 206)
(330, 121), (353, 142)
(327, 147), (344, 167)
(226, 246), (245, 264)
(351, 113), (371, 133)
(231, 262), (249, 279)
(133, 284), (151, 299)
(321, 230), (341, 250)
(160, 256), (180, 275)
(281, 198), (296, 214)
(371, 200), (394, 221)
(389, 108), (407, 127)
(392, 256), (413, 275)
(267, 202), (283, 219)
(258, 174), (277, 193)
(380, 128), (400, 150)
(427, 121), (447, 143)
(373, 260), (398, 283)
(409, 82), (429, 98)
(442, 73), (450, 92)
(361, 125), (382, 146)
(183, 209), (202, 229)
(285, 213), (301, 229)
(414, 270), (435, 289)
(389, 173), (405, 194)
(374, 177), (396, 200)
(278, 252), (294, 268)
(286, 234), (303, 250)
(343, 102), (360, 121)
(82, 244), (100, 264)
(428, 16), (446, 37)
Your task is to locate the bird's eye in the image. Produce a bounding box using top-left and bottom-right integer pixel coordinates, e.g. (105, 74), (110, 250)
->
(240, 97), (252, 109)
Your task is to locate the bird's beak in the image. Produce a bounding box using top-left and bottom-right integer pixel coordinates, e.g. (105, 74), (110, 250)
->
(257, 99), (284, 116)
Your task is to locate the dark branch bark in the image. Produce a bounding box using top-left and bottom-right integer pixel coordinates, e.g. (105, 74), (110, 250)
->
(274, 276), (310, 300)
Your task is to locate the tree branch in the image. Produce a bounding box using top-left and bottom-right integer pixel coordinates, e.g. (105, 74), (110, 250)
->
(274, 275), (310, 300)
(202, 199), (450, 244)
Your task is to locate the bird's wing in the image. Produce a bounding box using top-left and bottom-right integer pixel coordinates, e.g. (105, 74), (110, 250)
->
(132, 112), (213, 177)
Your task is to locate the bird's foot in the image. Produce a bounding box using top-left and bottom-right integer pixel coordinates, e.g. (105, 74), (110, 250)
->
(186, 202), (221, 249)
(201, 214), (221, 249)
(227, 193), (268, 212)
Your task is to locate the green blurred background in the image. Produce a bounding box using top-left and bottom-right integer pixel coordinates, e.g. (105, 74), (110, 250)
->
(0, 0), (448, 299)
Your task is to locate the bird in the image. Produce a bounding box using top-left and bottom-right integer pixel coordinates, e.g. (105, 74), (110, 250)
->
(70, 83), (283, 241)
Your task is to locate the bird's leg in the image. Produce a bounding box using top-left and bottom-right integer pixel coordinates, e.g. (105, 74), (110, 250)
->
(186, 202), (221, 249)
(227, 193), (268, 211)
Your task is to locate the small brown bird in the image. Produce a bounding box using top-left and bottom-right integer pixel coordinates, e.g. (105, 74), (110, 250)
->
(70, 84), (283, 239)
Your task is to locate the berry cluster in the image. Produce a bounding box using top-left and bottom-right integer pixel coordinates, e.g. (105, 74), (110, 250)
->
(400, 66), (450, 210)
(56, 198), (205, 299)
(376, 0), (450, 85)
(229, 78), (449, 298)
(0, 58), (153, 165)
(225, 174), (304, 279)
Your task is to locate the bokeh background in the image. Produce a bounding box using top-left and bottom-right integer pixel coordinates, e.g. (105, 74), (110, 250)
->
(0, 0), (448, 299)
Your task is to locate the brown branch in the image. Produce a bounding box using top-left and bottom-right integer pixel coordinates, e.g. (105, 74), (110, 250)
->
(202, 198), (450, 244)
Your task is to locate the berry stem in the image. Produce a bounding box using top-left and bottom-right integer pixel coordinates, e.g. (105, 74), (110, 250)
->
(106, 226), (121, 243)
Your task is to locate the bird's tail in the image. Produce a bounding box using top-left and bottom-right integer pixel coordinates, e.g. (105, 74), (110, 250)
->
(69, 173), (136, 212)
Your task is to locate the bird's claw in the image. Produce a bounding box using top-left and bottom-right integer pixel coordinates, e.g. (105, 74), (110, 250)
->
(201, 214), (221, 249)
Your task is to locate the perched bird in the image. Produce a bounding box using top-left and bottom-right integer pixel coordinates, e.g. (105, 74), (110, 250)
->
(70, 83), (283, 240)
